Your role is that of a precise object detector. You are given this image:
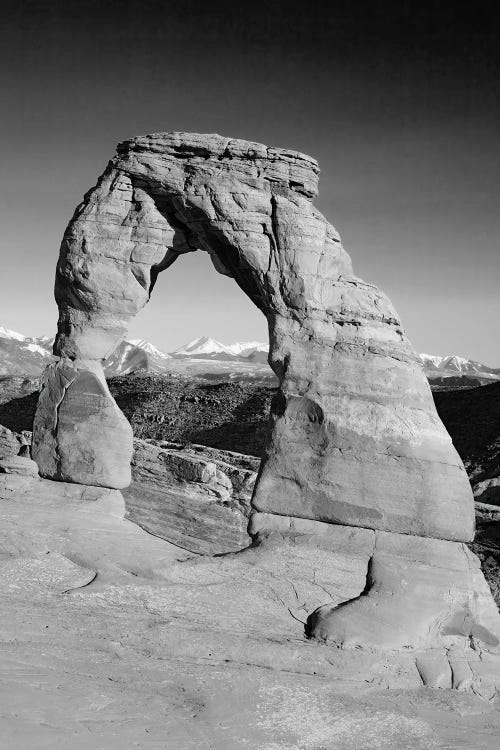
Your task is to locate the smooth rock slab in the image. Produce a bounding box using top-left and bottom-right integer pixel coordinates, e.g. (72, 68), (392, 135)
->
(1, 472), (500, 749)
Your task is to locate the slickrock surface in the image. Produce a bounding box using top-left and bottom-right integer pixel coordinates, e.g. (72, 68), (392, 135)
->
(307, 530), (500, 653)
(36, 131), (473, 541)
(2, 471), (500, 749)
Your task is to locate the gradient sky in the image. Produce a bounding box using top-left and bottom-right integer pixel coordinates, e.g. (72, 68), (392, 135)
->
(1, 1), (498, 363)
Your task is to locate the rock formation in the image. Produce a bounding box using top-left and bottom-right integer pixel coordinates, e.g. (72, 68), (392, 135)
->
(0, 423), (23, 459)
(124, 439), (256, 555)
(33, 360), (132, 488)
(33, 133), (472, 535)
(31, 132), (500, 657)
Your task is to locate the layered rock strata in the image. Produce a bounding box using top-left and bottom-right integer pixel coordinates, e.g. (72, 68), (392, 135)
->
(124, 439), (256, 554)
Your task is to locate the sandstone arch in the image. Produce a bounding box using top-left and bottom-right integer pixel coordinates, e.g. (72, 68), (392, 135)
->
(32, 132), (474, 543)
(30, 132), (500, 660)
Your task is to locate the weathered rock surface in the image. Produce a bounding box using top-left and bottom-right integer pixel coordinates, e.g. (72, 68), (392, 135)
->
(307, 531), (500, 656)
(251, 512), (500, 662)
(0, 455), (39, 476)
(475, 478), (500, 506)
(0, 423), (23, 459)
(2, 472), (500, 748)
(123, 439), (256, 554)
(38, 131), (473, 541)
(32, 359), (133, 488)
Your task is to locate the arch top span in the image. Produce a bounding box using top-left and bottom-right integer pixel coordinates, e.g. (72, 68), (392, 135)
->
(116, 131), (322, 198)
(34, 131), (474, 545)
(54, 131), (350, 361)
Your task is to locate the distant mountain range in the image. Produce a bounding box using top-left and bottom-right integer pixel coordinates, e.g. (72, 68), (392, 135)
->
(1, 327), (498, 386)
(419, 353), (500, 380)
(172, 336), (268, 360)
(0, 326), (54, 376)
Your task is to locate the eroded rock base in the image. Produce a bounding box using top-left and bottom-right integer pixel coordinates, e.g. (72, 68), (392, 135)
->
(250, 512), (500, 698)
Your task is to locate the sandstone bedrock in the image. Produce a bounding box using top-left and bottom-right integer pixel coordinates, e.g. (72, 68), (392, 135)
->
(31, 131), (474, 543)
(3, 470), (500, 747)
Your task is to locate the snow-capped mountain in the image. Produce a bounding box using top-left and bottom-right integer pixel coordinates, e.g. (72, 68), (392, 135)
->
(172, 336), (235, 358)
(419, 353), (444, 369)
(34, 335), (55, 350)
(127, 339), (171, 359)
(0, 326), (54, 376)
(0, 326), (172, 378)
(226, 341), (268, 356)
(104, 338), (171, 376)
(171, 337), (268, 359)
(0, 326), (26, 342)
(420, 353), (500, 381)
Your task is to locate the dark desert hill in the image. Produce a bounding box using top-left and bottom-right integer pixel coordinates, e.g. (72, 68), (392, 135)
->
(0, 373), (274, 457)
(1, 374), (499, 471)
(109, 374), (274, 457)
(434, 381), (500, 486)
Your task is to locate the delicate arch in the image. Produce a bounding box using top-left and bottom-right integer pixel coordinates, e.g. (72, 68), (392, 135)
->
(32, 132), (474, 542)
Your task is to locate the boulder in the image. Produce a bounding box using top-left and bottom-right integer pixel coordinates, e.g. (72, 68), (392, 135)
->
(474, 477), (500, 506)
(0, 423), (22, 459)
(123, 439), (256, 554)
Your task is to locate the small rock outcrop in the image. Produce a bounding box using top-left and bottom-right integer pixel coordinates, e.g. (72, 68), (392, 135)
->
(475, 478), (500, 505)
(0, 423), (23, 459)
(124, 439), (256, 554)
(0, 455), (39, 476)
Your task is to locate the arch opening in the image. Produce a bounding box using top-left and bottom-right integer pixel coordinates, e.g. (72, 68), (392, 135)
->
(119, 220), (275, 459)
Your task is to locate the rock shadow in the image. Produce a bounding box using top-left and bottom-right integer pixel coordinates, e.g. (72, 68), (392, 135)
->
(0, 392), (39, 432)
(189, 390), (272, 458)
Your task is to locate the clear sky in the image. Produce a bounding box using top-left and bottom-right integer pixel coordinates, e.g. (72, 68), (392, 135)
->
(1, 1), (498, 363)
